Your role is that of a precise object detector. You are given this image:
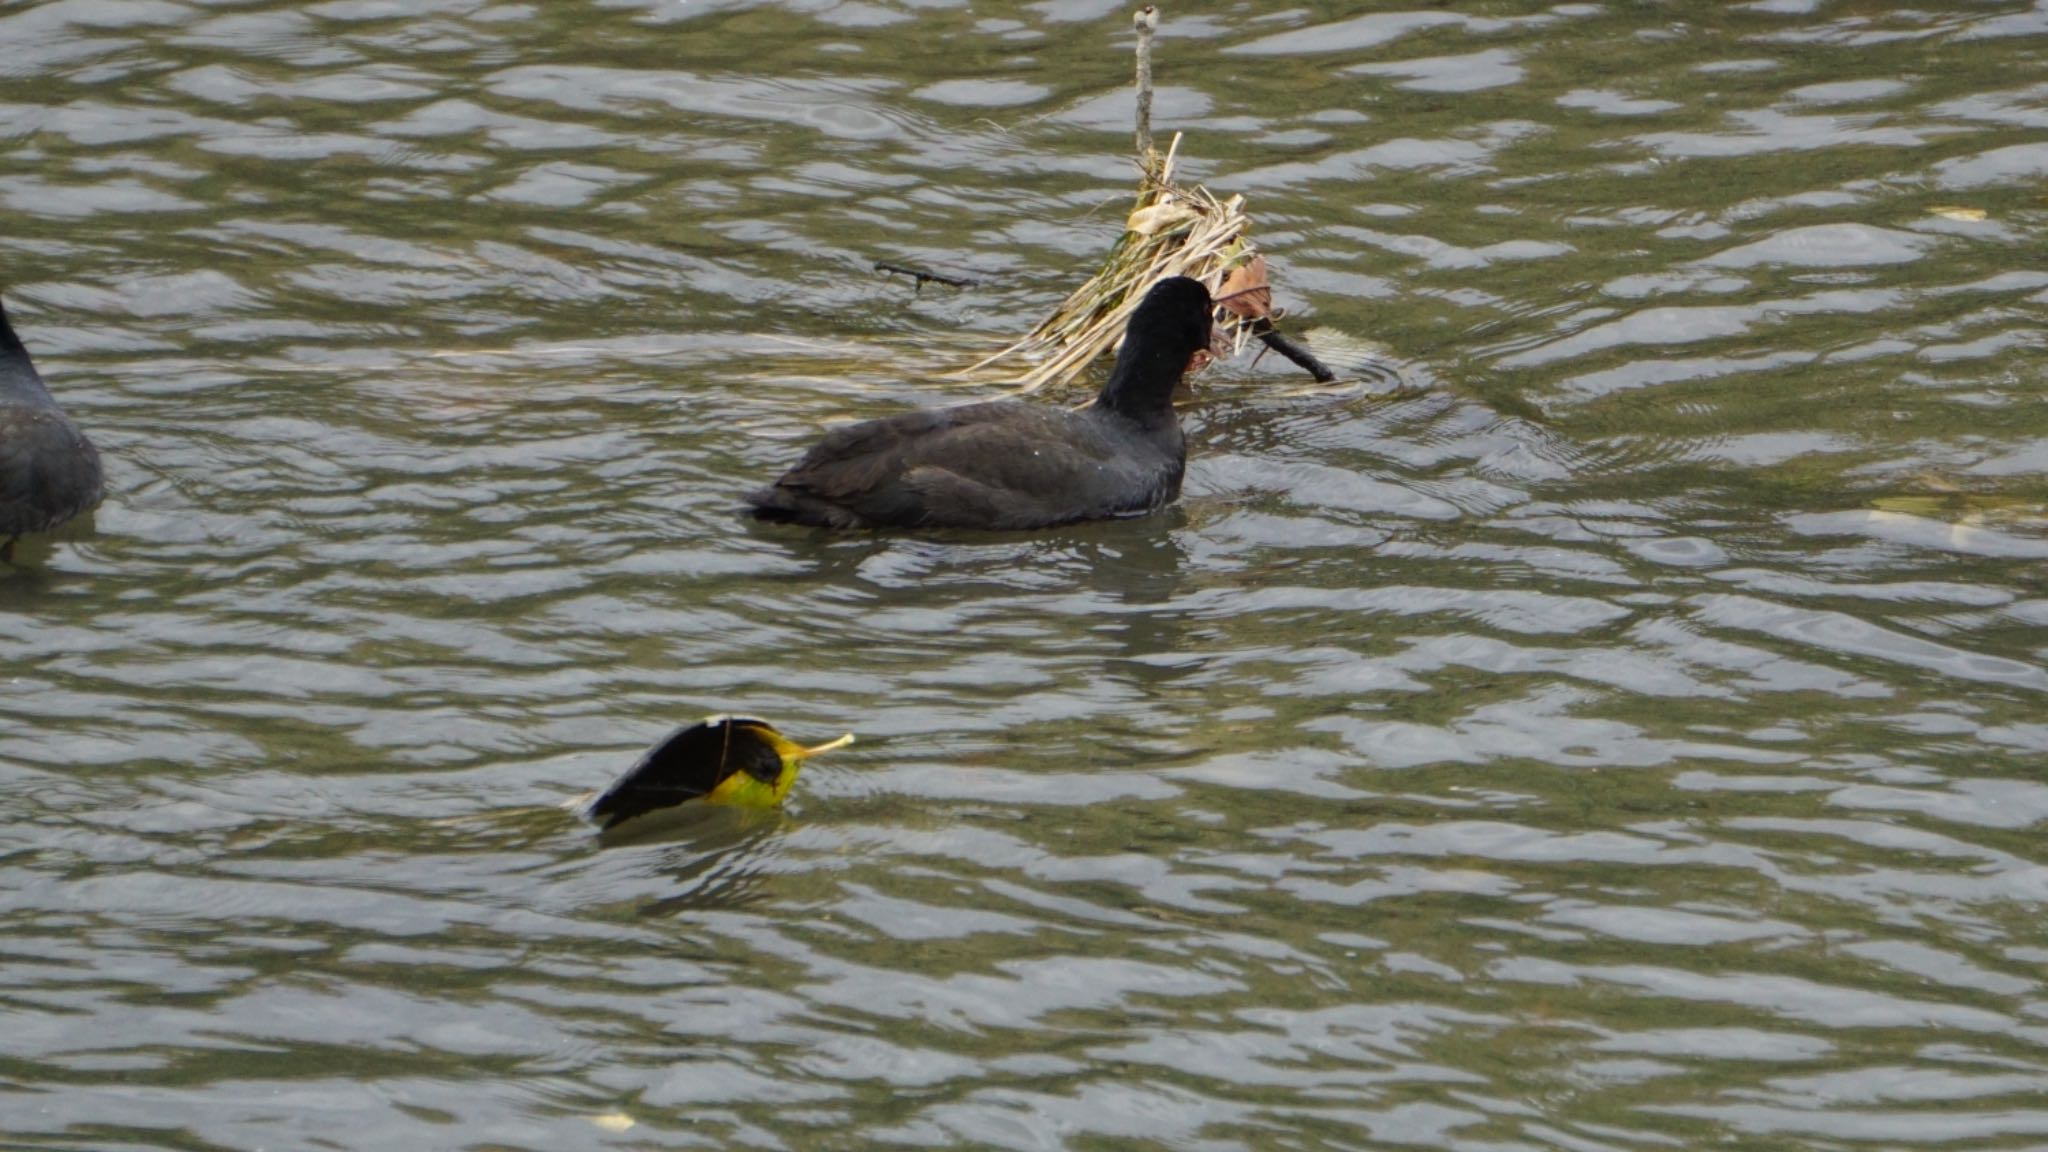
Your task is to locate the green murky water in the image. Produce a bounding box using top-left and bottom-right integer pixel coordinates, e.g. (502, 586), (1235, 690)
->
(4, 1), (2047, 1148)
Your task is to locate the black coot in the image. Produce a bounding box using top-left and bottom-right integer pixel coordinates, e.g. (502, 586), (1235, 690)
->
(747, 276), (1214, 530)
(0, 296), (104, 555)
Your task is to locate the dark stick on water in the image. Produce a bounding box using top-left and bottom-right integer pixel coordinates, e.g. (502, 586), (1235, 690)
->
(1253, 319), (1338, 383)
(874, 262), (980, 291)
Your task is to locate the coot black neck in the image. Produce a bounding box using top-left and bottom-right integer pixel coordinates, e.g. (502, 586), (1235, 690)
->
(1093, 336), (1186, 425)
(0, 299), (26, 360)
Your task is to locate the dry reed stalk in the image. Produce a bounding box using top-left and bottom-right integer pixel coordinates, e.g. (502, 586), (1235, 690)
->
(964, 5), (1271, 393)
(964, 134), (1267, 392)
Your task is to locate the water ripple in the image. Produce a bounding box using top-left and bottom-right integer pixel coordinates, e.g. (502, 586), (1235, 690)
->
(4, 1), (2048, 1148)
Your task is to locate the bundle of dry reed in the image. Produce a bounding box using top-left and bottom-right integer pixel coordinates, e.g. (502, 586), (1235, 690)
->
(965, 134), (1272, 392)
(966, 6), (1328, 392)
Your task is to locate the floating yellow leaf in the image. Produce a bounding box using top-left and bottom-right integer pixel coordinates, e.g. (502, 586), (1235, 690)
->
(590, 1113), (635, 1133)
(586, 716), (855, 830)
(1873, 493), (2048, 527)
(1872, 496), (1949, 518)
(1928, 205), (1988, 222)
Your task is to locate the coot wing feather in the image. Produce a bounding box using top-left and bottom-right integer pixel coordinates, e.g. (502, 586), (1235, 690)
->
(773, 406), (961, 507)
(754, 402), (1156, 529)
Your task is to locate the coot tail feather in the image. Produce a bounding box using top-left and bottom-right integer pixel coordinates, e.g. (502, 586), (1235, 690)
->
(0, 296), (104, 547)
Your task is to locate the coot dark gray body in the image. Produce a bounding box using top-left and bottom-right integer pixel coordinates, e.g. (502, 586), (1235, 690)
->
(748, 276), (1214, 531)
(0, 297), (103, 547)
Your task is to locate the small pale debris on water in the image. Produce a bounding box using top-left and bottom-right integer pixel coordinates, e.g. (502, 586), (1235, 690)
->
(590, 1112), (635, 1132)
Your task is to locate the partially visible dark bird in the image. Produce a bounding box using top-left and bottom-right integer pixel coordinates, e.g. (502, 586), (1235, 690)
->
(586, 715), (853, 831)
(1, 296), (103, 559)
(747, 275), (1215, 530)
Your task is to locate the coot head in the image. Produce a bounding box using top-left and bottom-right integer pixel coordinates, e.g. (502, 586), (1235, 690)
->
(1095, 275), (1215, 419)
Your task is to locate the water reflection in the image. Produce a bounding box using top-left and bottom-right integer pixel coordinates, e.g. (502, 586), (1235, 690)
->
(4, 0), (2048, 1148)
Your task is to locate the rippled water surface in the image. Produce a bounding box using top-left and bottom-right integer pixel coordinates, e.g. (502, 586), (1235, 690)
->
(5, 1), (2048, 1147)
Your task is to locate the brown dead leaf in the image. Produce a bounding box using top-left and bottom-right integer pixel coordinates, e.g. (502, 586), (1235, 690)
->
(1215, 255), (1271, 321)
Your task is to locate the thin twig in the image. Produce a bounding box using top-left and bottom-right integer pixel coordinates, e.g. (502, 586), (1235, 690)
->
(874, 262), (979, 290)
